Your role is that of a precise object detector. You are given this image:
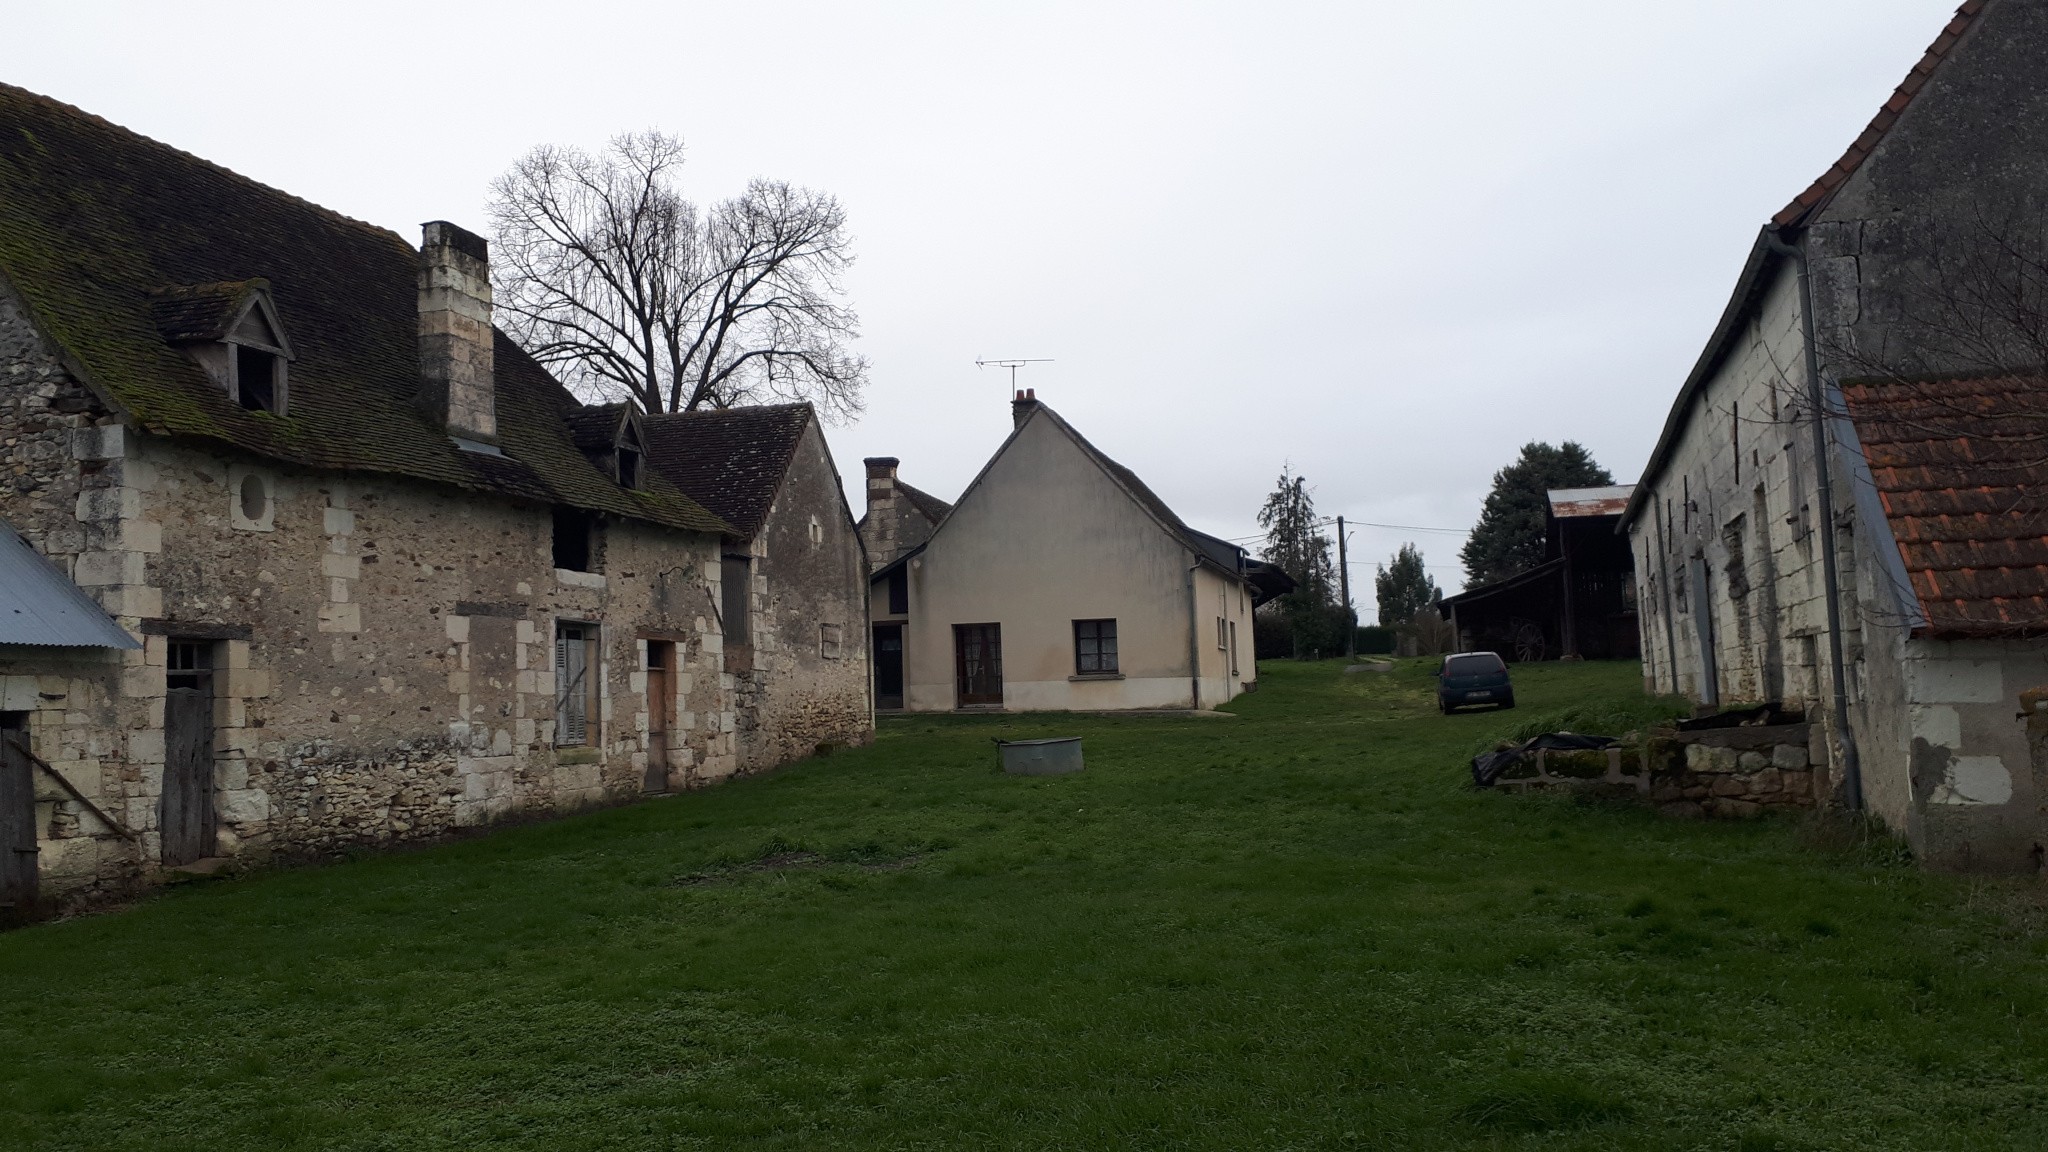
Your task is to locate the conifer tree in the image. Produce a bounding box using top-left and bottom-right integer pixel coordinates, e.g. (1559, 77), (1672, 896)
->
(1458, 442), (1613, 588)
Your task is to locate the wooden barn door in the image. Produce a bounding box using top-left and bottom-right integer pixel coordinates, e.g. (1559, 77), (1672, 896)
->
(644, 640), (672, 793)
(0, 715), (35, 918)
(161, 641), (216, 866)
(953, 624), (1003, 707)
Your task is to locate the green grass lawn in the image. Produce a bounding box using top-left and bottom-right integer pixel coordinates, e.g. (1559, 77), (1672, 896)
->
(4, 659), (2047, 1150)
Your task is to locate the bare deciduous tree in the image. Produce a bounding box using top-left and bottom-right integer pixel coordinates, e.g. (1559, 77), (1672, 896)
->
(488, 131), (868, 418)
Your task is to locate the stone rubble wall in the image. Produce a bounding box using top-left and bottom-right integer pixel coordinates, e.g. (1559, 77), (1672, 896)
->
(1649, 724), (1822, 820)
(730, 418), (873, 771)
(1, 285), (780, 907)
(1495, 723), (1828, 822)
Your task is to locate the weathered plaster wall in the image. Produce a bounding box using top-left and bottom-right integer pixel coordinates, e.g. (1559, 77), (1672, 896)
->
(1624, 0), (2048, 869)
(896, 412), (1251, 712)
(730, 419), (872, 770)
(1627, 268), (1839, 714)
(1816, 0), (2048, 384)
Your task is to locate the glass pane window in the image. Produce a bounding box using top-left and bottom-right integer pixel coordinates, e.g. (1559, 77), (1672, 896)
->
(1073, 619), (1118, 675)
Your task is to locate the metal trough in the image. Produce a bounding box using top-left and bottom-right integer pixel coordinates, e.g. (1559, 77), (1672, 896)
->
(997, 737), (1084, 775)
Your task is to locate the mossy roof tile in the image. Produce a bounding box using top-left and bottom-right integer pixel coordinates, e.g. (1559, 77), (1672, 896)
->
(0, 83), (729, 537)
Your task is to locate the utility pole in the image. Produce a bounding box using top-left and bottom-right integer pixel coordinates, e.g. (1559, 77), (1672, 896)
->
(1336, 515), (1355, 660)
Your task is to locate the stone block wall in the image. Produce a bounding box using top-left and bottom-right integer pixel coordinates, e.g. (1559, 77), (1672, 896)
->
(2, 286), (753, 904)
(1492, 723), (1826, 822)
(732, 418), (872, 771)
(1647, 724), (1823, 820)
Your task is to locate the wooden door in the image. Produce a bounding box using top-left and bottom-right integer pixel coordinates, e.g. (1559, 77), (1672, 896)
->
(161, 641), (216, 866)
(0, 720), (35, 919)
(953, 623), (1003, 707)
(874, 624), (904, 710)
(644, 641), (671, 793)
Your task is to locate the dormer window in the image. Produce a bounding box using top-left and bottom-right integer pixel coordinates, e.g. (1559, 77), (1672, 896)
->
(225, 293), (290, 414)
(567, 402), (649, 491)
(235, 344), (280, 412)
(149, 279), (295, 417)
(616, 421), (645, 489)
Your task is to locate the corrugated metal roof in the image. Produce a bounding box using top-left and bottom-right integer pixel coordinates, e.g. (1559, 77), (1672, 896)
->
(0, 520), (141, 648)
(1547, 485), (1635, 519)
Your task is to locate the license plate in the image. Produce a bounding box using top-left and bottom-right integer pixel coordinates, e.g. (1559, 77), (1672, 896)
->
(1467, 691), (1492, 699)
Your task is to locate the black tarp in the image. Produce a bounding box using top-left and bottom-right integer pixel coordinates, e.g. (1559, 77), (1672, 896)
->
(1471, 732), (1618, 787)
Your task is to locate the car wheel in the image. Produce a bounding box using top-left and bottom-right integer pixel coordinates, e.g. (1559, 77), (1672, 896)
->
(1499, 694), (1516, 710)
(1439, 699), (1453, 715)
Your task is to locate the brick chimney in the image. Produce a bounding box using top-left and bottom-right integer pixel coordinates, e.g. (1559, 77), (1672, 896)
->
(418, 221), (497, 445)
(1011, 387), (1038, 430)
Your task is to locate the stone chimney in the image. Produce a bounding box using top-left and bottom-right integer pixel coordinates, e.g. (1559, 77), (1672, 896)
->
(1011, 387), (1038, 430)
(862, 457), (900, 564)
(864, 457), (901, 512)
(418, 221), (497, 445)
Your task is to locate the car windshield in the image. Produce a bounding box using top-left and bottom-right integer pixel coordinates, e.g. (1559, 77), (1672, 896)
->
(1444, 654), (1504, 677)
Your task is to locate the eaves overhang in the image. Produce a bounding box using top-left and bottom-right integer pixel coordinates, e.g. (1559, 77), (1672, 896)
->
(1619, 227), (1790, 531)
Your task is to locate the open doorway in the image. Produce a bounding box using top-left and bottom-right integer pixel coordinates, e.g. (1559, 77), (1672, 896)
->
(874, 624), (904, 710)
(0, 712), (34, 918)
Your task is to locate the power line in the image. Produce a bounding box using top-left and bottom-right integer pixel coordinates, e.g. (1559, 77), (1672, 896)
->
(1225, 517), (1467, 545)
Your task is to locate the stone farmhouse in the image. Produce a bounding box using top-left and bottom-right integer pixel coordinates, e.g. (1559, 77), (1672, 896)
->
(0, 84), (868, 906)
(1621, 0), (2048, 870)
(643, 403), (871, 770)
(865, 390), (1288, 712)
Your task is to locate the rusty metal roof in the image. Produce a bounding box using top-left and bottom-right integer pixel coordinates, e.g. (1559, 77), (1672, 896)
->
(0, 519), (141, 649)
(1548, 485), (1635, 519)
(1841, 374), (2048, 637)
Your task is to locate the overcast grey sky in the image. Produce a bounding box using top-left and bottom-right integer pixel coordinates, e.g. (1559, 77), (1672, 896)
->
(14, 1), (1957, 610)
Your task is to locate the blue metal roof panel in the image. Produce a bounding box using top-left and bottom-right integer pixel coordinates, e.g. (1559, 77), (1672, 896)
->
(0, 519), (141, 648)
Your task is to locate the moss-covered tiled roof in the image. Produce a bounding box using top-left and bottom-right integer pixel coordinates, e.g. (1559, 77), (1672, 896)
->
(643, 404), (814, 539)
(147, 280), (265, 344)
(0, 83), (729, 537)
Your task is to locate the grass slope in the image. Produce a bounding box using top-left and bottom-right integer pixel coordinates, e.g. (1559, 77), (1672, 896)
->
(2, 660), (2046, 1150)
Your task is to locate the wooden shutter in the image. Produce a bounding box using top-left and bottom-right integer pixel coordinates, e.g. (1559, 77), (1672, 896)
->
(556, 627), (588, 745)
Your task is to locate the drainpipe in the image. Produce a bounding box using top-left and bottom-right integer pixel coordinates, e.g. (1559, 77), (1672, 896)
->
(1653, 500), (1679, 693)
(1186, 557), (1203, 712)
(1765, 228), (1864, 811)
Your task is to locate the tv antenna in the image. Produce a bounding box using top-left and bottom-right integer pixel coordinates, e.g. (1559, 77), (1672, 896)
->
(976, 357), (1053, 396)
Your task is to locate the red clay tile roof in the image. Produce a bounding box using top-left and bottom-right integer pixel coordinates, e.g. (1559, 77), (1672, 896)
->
(1841, 374), (2048, 636)
(1773, 0), (1988, 229)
